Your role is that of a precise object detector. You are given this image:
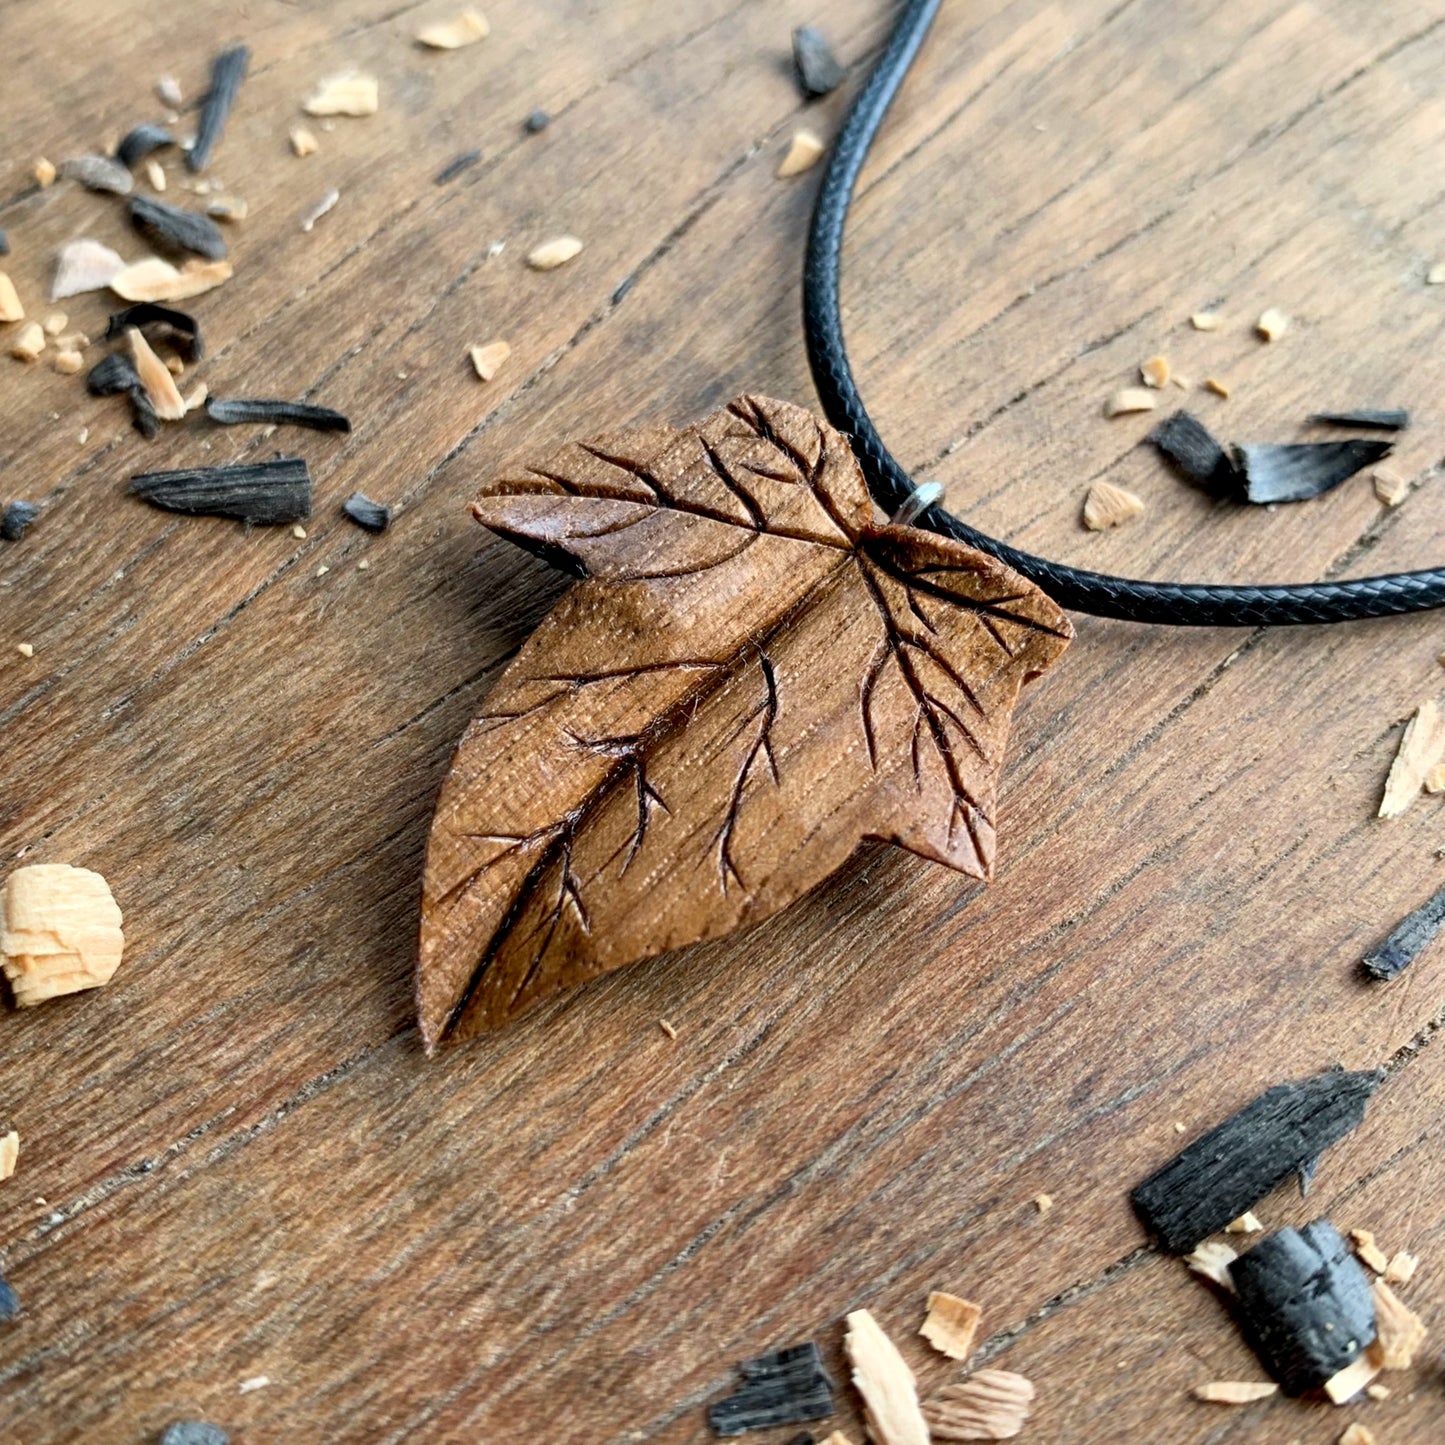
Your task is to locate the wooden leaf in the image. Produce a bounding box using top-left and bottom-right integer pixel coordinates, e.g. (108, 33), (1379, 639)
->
(418, 395), (1071, 1047)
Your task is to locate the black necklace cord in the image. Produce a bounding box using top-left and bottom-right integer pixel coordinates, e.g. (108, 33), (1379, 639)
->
(803, 0), (1445, 626)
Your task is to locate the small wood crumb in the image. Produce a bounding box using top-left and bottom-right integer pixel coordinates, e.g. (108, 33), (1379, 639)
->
(53, 350), (83, 375)
(16, 643), (34, 658)
(417, 9), (490, 48)
(56, 333), (90, 351)
(1350, 1228), (1390, 1275)
(1226, 1211), (1264, 1234)
(77, 428), (88, 445)
(845, 1309), (930, 1445)
(1105, 387), (1157, 416)
(1171, 374), (1191, 390)
(1204, 376), (1231, 398)
(157, 76), (183, 107)
(1324, 1350), (1382, 1404)
(304, 74), (380, 117)
(1379, 698), (1445, 818)
(238, 1375), (270, 1394)
(658, 1018), (677, 1040)
(527, 235), (584, 270)
(1366, 1383), (1390, 1401)
(41, 312), (67, 337)
(357, 559), (370, 571)
(207, 195), (249, 223)
(1383, 1250), (1418, 1287)
(292, 525), (308, 540)
(127, 327), (186, 421)
(317, 565), (330, 577)
(1372, 466), (1408, 506)
(1339, 1425), (1377, 1445)
(777, 130), (826, 178)
(1191, 1380), (1278, 1404)
(33, 158), (56, 187)
(1082, 481), (1144, 531)
(0, 1130), (17, 1182)
(1033, 1193), (1053, 1214)
(289, 126), (320, 158)
(1, 863), (125, 1006)
(1173, 1120), (1187, 1133)
(1371, 1278), (1427, 1369)
(469, 339), (511, 381)
(1191, 312), (1223, 331)
(0, 273), (22, 322)
(1184, 1240), (1238, 1290)
(145, 158), (166, 192)
(1140, 355), (1170, 389)
(920, 1291), (982, 1361)
(1256, 307), (1289, 341)
(301, 190), (341, 233)
(10, 322), (45, 361)
(925, 1370), (1035, 1442)
(1428, 263), (1445, 286)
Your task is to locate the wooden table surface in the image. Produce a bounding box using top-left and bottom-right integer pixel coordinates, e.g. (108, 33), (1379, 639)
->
(2, 0), (1444, 1440)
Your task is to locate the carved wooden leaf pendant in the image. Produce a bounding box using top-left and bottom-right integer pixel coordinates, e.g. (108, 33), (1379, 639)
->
(419, 396), (1071, 1048)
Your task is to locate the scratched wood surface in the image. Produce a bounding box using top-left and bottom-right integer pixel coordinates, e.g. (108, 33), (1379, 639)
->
(1, 0), (1443, 1441)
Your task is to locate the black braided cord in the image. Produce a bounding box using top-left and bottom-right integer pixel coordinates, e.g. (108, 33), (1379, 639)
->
(803, 0), (1445, 625)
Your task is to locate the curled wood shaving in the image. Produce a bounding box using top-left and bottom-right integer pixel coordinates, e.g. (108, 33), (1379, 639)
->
(920, 1292), (982, 1361)
(289, 126), (320, 158)
(127, 327), (186, 421)
(1203, 376), (1231, 398)
(527, 235), (583, 270)
(1371, 1279), (1427, 1369)
(1105, 387), (1157, 416)
(1, 864), (125, 1006)
(844, 1309), (930, 1445)
(1339, 1426), (1377, 1445)
(10, 323), (45, 361)
(1082, 481), (1144, 531)
(1350, 1228), (1389, 1275)
(1372, 467), (1408, 507)
(777, 131), (826, 178)
(925, 1370), (1035, 1441)
(0, 273), (23, 321)
(1379, 699), (1445, 818)
(1190, 1380), (1278, 1404)
(110, 257), (233, 303)
(1226, 1211), (1264, 1234)
(1190, 312), (1223, 331)
(469, 339), (511, 381)
(417, 8), (490, 48)
(1140, 355), (1170, 388)
(304, 74), (379, 117)
(1256, 308), (1289, 341)
(0, 1130), (16, 1182)
(1324, 1350), (1382, 1404)
(1184, 1240), (1238, 1290)
(1383, 1251), (1418, 1287)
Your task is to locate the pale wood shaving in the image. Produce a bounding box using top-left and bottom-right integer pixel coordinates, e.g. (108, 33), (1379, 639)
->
(1140, 355), (1170, 388)
(207, 195), (249, 222)
(10, 322), (45, 361)
(1033, 1193), (1053, 1214)
(1256, 307), (1289, 341)
(1366, 1383), (1390, 1401)
(53, 350), (83, 375)
(41, 312), (67, 337)
(1, 864), (125, 1006)
(0, 273), (24, 322)
(658, 1018), (677, 1040)
(1082, 481), (1144, 531)
(33, 158), (56, 188)
(16, 643), (35, 658)
(1339, 1425), (1377, 1445)
(845, 1309), (930, 1445)
(1350, 1228), (1390, 1275)
(0, 1130), (17, 1182)
(1190, 312), (1223, 331)
(920, 1291), (983, 1361)
(184, 382), (209, 413)
(1428, 263), (1445, 286)
(1430, 764), (1445, 795)
(145, 158), (166, 192)
(1204, 376), (1231, 398)
(1372, 467), (1408, 507)
(1191, 1380), (1278, 1404)
(304, 73), (380, 117)
(777, 130), (826, 178)
(1371, 1279), (1427, 1369)
(1184, 1240), (1237, 1290)
(1105, 387), (1157, 416)
(469, 339), (511, 381)
(1324, 1350), (1382, 1404)
(126, 327), (186, 421)
(925, 1370), (1035, 1441)
(417, 8), (490, 48)
(290, 126), (320, 158)
(527, 235), (584, 270)
(1383, 1251), (1418, 1287)
(1379, 698), (1445, 818)
(301, 190), (341, 232)
(1226, 1211), (1264, 1234)
(51, 239), (126, 301)
(110, 257), (233, 303)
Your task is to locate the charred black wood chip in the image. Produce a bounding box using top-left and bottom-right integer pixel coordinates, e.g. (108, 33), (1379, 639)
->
(116, 124), (175, 170)
(87, 352), (142, 396)
(128, 196), (228, 260)
(1362, 882), (1445, 982)
(709, 1340), (834, 1436)
(0, 1271), (18, 1322)
(1148, 410), (1238, 493)
(1131, 1067), (1382, 1253)
(2, 501), (42, 542)
(342, 492), (391, 532)
(1228, 1220), (1376, 1394)
(0, 230), (9, 256)
(1234, 440), (1392, 504)
(159, 1424), (230, 1445)
(188, 45), (250, 173)
(131, 458), (311, 525)
(105, 303), (204, 361)
(524, 109), (551, 133)
(435, 149), (482, 184)
(206, 398), (351, 433)
(792, 26), (845, 98)
(1308, 409), (1410, 431)
(130, 387), (161, 440)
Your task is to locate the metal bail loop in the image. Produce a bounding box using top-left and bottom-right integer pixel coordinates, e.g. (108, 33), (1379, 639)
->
(890, 480), (944, 527)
